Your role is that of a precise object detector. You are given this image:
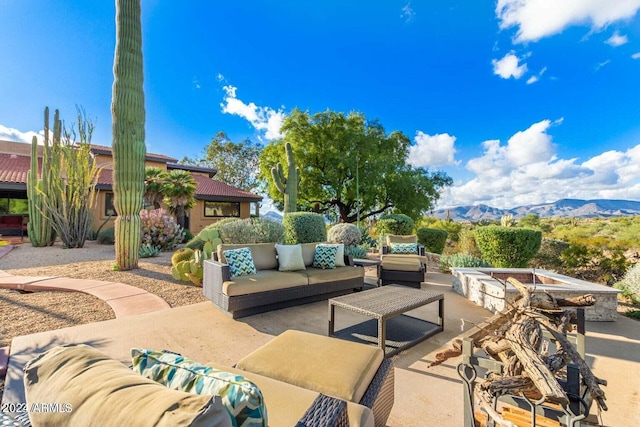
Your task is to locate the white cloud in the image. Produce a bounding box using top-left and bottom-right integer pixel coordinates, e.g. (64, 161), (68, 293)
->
(408, 132), (457, 167)
(605, 31), (629, 46)
(436, 119), (640, 209)
(594, 59), (611, 71)
(492, 52), (528, 79)
(526, 75), (539, 84)
(220, 85), (286, 140)
(632, 52), (640, 59)
(496, 0), (640, 43)
(0, 125), (42, 144)
(192, 78), (201, 89)
(400, 2), (416, 23)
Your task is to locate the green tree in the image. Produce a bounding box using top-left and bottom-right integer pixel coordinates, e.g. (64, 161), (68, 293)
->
(144, 167), (166, 209)
(181, 131), (262, 192)
(259, 109), (452, 222)
(112, 0), (146, 270)
(162, 169), (197, 229)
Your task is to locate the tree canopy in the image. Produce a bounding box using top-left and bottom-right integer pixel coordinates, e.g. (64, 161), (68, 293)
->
(181, 131), (261, 192)
(259, 109), (452, 222)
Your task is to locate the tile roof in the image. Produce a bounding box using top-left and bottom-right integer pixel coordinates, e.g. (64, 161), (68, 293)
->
(0, 153), (262, 202)
(89, 144), (178, 163)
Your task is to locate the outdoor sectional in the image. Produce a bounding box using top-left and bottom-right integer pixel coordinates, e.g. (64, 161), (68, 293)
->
(203, 242), (365, 319)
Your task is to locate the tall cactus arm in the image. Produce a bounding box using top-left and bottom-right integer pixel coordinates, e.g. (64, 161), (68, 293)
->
(271, 163), (286, 193)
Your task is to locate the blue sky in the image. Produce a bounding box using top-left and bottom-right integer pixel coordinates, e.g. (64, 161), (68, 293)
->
(1, 1), (640, 211)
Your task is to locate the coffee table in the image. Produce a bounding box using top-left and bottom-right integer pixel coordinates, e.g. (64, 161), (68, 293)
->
(328, 286), (444, 357)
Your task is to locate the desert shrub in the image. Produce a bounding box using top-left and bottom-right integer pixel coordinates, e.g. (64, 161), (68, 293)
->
(475, 226), (542, 268)
(139, 243), (161, 258)
(344, 244), (367, 259)
(417, 228), (447, 254)
(140, 208), (185, 251)
(560, 243), (628, 286)
(96, 227), (115, 245)
(283, 212), (326, 244)
(359, 225), (377, 248)
(457, 226), (482, 258)
(529, 238), (570, 270)
(440, 254), (492, 272)
(614, 263), (640, 304)
(376, 214), (414, 236)
(328, 223), (361, 245)
(219, 217), (285, 244)
(182, 229), (195, 242)
(185, 235), (205, 251)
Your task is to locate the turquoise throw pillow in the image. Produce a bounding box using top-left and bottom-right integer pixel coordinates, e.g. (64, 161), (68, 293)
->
(223, 247), (257, 278)
(390, 242), (418, 254)
(312, 244), (338, 269)
(131, 348), (268, 427)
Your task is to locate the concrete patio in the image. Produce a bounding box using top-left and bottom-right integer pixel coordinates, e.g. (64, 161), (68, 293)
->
(2, 271), (639, 426)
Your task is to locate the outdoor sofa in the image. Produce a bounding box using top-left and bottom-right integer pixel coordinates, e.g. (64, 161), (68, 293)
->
(21, 330), (394, 427)
(203, 242), (365, 319)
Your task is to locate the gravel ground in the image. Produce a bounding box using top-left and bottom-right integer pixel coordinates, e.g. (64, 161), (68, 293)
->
(0, 241), (207, 348)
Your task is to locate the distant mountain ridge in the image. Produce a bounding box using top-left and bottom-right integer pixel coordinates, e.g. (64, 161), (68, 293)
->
(432, 199), (640, 221)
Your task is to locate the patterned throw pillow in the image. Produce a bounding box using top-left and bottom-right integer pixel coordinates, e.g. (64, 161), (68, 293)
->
(312, 244), (338, 269)
(223, 247), (257, 278)
(131, 348), (268, 427)
(389, 242), (418, 254)
(316, 243), (345, 267)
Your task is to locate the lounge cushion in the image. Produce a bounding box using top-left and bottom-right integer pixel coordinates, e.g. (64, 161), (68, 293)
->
(381, 257), (423, 272)
(300, 242), (319, 266)
(204, 360), (374, 427)
(132, 349), (267, 427)
(223, 270), (308, 296)
(386, 234), (417, 245)
(218, 243), (278, 271)
(312, 245), (338, 269)
(275, 244), (306, 271)
(302, 266), (363, 285)
(23, 344), (231, 427)
(223, 247), (257, 278)
(236, 330), (384, 403)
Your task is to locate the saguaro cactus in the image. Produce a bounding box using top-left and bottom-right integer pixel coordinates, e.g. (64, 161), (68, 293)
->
(271, 142), (300, 213)
(111, 0), (146, 270)
(26, 107), (59, 247)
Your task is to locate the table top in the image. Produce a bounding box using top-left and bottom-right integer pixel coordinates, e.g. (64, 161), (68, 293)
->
(329, 286), (443, 318)
(352, 258), (381, 267)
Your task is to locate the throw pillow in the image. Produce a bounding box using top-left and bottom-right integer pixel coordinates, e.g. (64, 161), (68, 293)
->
(389, 242), (418, 254)
(132, 348), (267, 427)
(223, 247), (257, 278)
(275, 244), (306, 271)
(316, 243), (345, 267)
(312, 244), (338, 269)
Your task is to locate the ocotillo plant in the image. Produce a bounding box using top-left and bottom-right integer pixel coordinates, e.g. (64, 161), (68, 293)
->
(26, 107), (58, 247)
(111, 0), (146, 270)
(271, 142), (300, 213)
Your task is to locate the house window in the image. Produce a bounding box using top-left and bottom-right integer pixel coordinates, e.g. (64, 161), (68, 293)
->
(204, 201), (240, 218)
(105, 193), (117, 216)
(0, 198), (29, 214)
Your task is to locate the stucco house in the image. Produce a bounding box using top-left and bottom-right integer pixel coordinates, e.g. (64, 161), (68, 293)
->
(0, 139), (262, 236)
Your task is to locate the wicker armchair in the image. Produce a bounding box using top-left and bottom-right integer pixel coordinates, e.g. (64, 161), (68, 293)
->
(378, 234), (427, 288)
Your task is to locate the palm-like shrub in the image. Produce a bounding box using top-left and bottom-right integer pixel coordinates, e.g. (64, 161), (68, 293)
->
(144, 167), (167, 209)
(475, 226), (542, 268)
(162, 169), (197, 229)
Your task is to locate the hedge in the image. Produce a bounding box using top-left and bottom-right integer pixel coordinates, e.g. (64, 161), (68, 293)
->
(417, 228), (447, 254)
(283, 212), (327, 244)
(474, 226), (542, 268)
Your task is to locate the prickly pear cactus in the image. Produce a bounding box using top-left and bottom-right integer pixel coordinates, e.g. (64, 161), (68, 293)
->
(171, 247), (195, 266)
(199, 228), (222, 260)
(271, 142), (300, 213)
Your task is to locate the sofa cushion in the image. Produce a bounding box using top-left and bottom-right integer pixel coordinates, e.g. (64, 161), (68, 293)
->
(312, 244), (338, 269)
(223, 247), (257, 278)
(300, 242), (318, 266)
(23, 344), (231, 427)
(223, 270), (309, 296)
(131, 349), (267, 427)
(317, 243), (346, 267)
(275, 244), (306, 271)
(236, 330), (384, 403)
(389, 242), (418, 254)
(302, 266), (364, 285)
(218, 243), (278, 271)
(204, 360), (374, 427)
(386, 234), (417, 245)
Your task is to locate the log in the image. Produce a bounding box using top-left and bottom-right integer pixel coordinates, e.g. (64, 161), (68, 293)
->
(505, 316), (569, 405)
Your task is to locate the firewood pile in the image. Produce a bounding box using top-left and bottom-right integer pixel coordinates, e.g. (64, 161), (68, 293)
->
(431, 277), (608, 426)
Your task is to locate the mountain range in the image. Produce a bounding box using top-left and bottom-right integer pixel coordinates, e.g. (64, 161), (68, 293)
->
(431, 199), (640, 222)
